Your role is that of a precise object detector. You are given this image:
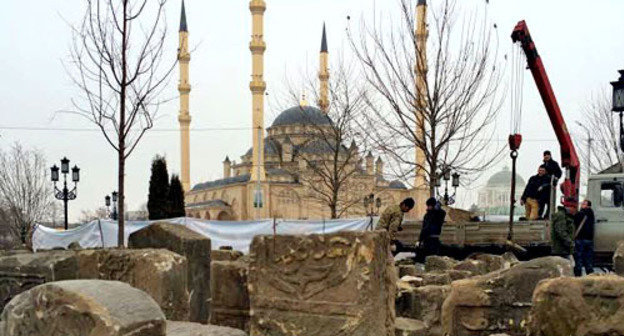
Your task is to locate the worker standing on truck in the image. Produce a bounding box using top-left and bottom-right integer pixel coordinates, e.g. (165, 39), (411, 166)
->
(376, 197), (415, 255)
(541, 150), (563, 218)
(521, 165), (550, 220)
(550, 200), (576, 259)
(573, 200), (595, 276)
(416, 197), (446, 262)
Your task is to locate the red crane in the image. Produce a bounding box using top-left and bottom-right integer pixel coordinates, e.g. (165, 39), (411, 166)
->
(511, 20), (580, 208)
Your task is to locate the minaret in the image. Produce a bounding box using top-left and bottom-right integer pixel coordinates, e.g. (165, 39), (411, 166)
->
(318, 23), (330, 114)
(414, 0), (428, 217)
(178, 0), (191, 191)
(249, 0), (266, 182)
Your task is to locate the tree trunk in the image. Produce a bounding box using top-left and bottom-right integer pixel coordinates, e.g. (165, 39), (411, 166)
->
(117, 0), (128, 248)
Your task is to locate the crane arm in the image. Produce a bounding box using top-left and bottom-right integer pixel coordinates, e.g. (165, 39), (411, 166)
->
(511, 20), (580, 207)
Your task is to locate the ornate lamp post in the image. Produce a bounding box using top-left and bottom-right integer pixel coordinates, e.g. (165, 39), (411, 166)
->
(50, 157), (80, 230)
(363, 193), (382, 230)
(435, 167), (460, 206)
(610, 70), (624, 155)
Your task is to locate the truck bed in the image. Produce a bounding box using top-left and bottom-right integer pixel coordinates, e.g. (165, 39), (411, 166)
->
(396, 220), (551, 248)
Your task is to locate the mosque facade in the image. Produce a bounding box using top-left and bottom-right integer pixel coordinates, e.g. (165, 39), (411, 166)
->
(177, 0), (421, 220)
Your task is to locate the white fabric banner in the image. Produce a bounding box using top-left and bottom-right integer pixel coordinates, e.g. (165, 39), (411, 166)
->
(32, 217), (373, 254)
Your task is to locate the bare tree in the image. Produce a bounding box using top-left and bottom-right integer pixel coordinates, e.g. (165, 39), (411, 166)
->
(276, 62), (370, 218)
(79, 207), (110, 223)
(0, 143), (54, 245)
(349, 0), (504, 196)
(66, 0), (175, 246)
(576, 89), (623, 176)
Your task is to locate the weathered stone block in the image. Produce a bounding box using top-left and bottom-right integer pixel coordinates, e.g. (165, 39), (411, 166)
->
(166, 321), (248, 336)
(1, 280), (166, 336)
(212, 249), (243, 262)
(613, 241), (624, 276)
(425, 256), (458, 272)
(398, 264), (424, 278)
(528, 275), (624, 336)
(453, 259), (488, 275)
(396, 284), (450, 335)
(248, 231), (394, 336)
(447, 270), (474, 281)
(422, 272), (451, 286)
(129, 222), (211, 323)
(0, 251), (78, 313)
(441, 256), (572, 336)
(76, 248), (189, 321)
(210, 260), (250, 332)
(467, 253), (510, 273)
(395, 318), (427, 336)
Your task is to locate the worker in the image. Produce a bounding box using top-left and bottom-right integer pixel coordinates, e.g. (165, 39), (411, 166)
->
(376, 197), (415, 255)
(573, 200), (595, 276)
(541, 150), (562, 218)
(375, 197), (414, 335)
(416, 197), (446, 262)
(550, 200), (576, 259)
(521, 165), (550, 220)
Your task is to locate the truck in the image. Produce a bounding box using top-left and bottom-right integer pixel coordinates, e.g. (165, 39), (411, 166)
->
(396, 20), (624, 268)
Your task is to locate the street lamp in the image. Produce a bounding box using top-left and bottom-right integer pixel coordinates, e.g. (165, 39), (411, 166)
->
(435, 166), (460, 206)
(610, 69), (624, 153)
(363, 193), (382, 216)
(109, 191), (118, 220)
(50, 157), (79, 230)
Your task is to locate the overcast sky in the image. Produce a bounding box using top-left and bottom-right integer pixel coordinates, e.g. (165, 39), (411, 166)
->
(1, 0), (623, 222)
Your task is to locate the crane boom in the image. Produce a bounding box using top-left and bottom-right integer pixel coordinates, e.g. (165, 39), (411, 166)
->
(511, 20), (580, 208)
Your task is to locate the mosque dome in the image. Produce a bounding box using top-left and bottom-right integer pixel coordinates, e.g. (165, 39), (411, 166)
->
(486, 166), (526, 187)
(270, 105), (331, 128)
(388, 180), (408, 189)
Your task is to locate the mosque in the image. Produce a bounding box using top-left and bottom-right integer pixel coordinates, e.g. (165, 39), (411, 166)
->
(176, 0), (429, 220)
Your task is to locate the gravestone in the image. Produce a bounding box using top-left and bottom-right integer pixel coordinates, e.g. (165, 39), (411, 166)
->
(129, 222), (211, 323)
(210, 260), (250, 332)
(1, 280), (166, 336)
(248, 231), (394, 336)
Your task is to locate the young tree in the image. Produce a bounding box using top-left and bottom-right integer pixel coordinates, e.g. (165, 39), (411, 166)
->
(0, 143), (54, 244)
(168, 174), (186, 218)
(147, 155), (170, 220)
(349, 0), (504, 195)
(575, 89), (623, 175)
(67, 0), (176, 246)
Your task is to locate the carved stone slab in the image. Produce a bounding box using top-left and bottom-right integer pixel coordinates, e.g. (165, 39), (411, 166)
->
(248, 231), (392, 336)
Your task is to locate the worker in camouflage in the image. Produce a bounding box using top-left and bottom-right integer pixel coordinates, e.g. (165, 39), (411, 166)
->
(376, 197), (415, 246)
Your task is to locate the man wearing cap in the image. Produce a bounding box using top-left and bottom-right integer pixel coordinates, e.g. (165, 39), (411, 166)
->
(541, 150), (563, 218)
(417, 197), (446, 261)
(550, 200), (576, 258)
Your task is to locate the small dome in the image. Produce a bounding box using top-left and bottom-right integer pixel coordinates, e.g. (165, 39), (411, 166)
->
(271, 105), (331, 128)
(389, 180), (407, 189)
(245, 138), (281, 157)
(486, 166), (526, 187)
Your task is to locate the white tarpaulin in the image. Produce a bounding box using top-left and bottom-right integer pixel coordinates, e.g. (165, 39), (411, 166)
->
(32, 217), (374, 253)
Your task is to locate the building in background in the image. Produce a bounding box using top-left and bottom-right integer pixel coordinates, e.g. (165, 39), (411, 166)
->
(477, 166), (526, 216)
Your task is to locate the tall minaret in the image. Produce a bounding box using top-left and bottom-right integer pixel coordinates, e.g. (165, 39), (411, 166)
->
(249, 0), (266, 182)
(318, 23), (329, 114)
(414, 0), (428, 217)
(178, 0), (191, 191)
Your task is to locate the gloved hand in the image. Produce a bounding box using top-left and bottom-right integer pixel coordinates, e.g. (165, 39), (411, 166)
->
(397, 226), (403, 232)
(414, 241), (421, 248)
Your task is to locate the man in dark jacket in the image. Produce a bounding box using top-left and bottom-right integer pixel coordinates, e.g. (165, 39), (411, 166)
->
(417, 197), (446, 261)
(521, 166), (550, 220)
(550, 202), (576, 258)
(541, 150), (562, 218)
(573, 199), (595, 276)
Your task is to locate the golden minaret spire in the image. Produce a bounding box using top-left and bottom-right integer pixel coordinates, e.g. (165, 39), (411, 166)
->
(414, 0), (428, 217)
(318, 23), (329, 114)
(178, 0), (191, 191)
(249, 0), (267, 182)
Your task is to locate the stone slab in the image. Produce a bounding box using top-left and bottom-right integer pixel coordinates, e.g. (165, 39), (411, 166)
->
(212, 250), (243, 262)
(613, 241), (624, 276)
(76, 248), (189, 321)
(441, 257), (572, 336)
(166, 321), (248, 336)
(395, 318), (427, 336)
(129, 222), (211, 323)
(248, 231), (394, 336)
(1, 279), (166, 336)
(528, 274), (624, 336)
(210, 260), (250, 332)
